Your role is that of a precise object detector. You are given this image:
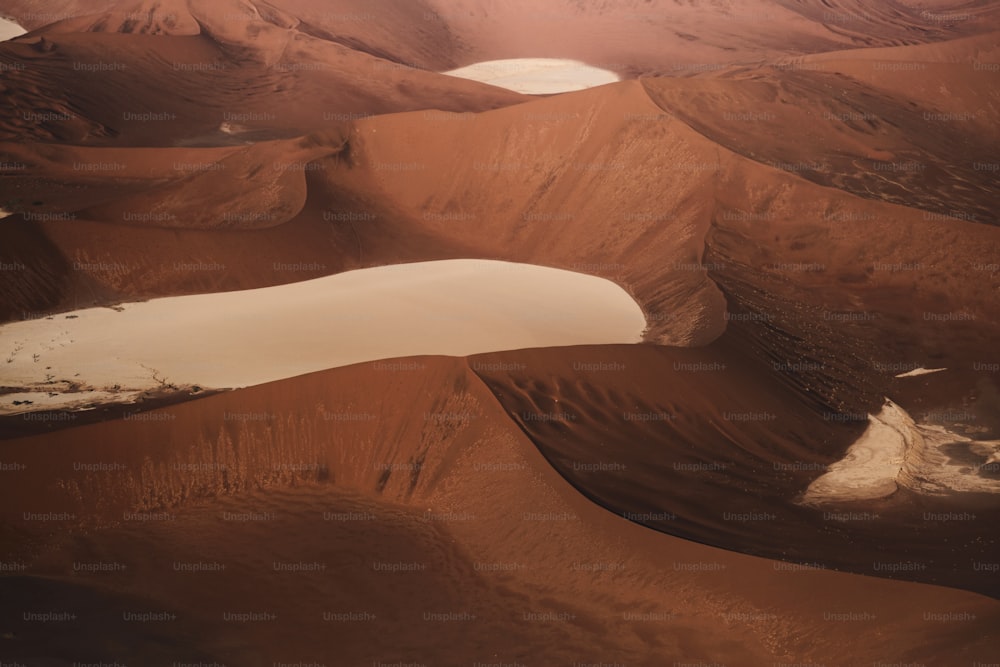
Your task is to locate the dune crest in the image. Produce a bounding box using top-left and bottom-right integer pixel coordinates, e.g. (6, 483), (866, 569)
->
(2, 356), (1000, 663)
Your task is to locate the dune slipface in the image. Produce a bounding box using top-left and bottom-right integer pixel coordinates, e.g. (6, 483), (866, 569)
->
(3, 359), (1000, 665)
(1, 1), (999, 665)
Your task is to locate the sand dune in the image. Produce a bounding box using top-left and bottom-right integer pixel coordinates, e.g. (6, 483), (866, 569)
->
(467, 344), (1000, 598)
(0, 17), (25, 42)
(422, 0), (1000, 74)
(2, 2), (999, 664)
(444, 58), (620, 93)
(4, 0), (999, 73)
(640, 56), (1000, 224)
(0, 14), (525, 145)
(2, 357), (999, 664)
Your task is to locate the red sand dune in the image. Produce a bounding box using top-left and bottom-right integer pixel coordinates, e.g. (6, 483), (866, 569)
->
(0, 7), (524, 145)
(2, 357), (999, 664)
(1, 1), (999, 664)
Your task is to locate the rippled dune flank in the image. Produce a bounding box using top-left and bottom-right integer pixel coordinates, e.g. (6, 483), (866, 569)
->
(1, 1), (999, 665)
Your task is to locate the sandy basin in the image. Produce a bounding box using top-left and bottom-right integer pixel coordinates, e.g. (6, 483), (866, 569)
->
(0, 260), (646, 414)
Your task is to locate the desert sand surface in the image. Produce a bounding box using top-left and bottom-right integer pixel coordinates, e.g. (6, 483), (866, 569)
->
(1, 0), (999, 664)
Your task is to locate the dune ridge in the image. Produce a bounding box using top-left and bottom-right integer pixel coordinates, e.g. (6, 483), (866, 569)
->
(2, 356), (999, 664)
(1, 3), (999, 663)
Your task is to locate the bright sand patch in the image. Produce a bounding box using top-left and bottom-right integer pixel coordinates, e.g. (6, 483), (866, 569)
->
(443, 59), (620, 94)
(802, 400), (912, 505)
(895, 367), (947, 378)
(802, 399), (1000, 505)
(0, 260), (646, 414)
(0, 17), (26, 41)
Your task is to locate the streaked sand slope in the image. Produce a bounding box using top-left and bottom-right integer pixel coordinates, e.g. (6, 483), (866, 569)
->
(0, 18), (525, 145)
(1, 357), (998, 665)
(468, 344), (1000, 598)
(648, 37), (999, 216)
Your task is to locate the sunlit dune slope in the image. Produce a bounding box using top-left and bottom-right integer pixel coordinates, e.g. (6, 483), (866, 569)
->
(1, 356), (998, 664)
(0, 11), (524, 145)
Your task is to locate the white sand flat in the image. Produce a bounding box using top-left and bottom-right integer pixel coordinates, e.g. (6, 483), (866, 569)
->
(0, 260), (646, 415)
(443, 59), (619, 94)
(0, 17), (26, 42)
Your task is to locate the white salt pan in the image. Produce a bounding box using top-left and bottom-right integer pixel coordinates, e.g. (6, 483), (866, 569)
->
(0, 260), (646, 415)
(443, 59), (619, 94)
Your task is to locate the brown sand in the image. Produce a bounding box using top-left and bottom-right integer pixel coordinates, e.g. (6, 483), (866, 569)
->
(2, 357), (999, 665)
(1, 2), (999, 664)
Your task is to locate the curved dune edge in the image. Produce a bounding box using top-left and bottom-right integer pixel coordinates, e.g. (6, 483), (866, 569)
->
(4, 75), (999, 352)
(802, 398), (1000, 505)
(2, 356), (999, 663)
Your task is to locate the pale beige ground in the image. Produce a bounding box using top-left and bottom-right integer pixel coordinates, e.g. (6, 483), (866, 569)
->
(0, 260), (644, 414)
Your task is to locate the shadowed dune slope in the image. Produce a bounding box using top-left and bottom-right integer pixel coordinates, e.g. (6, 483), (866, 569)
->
(421, 0), (1000, 74)
(469, 343), (1000, 597)
(3, 77), (999, 356)
(640, 33), (1000, 223)
(1, 357), (999, 665)
(4, 0), (999, 78)
(793, 30), (1000, 113)
(0, 15), (524, 145)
